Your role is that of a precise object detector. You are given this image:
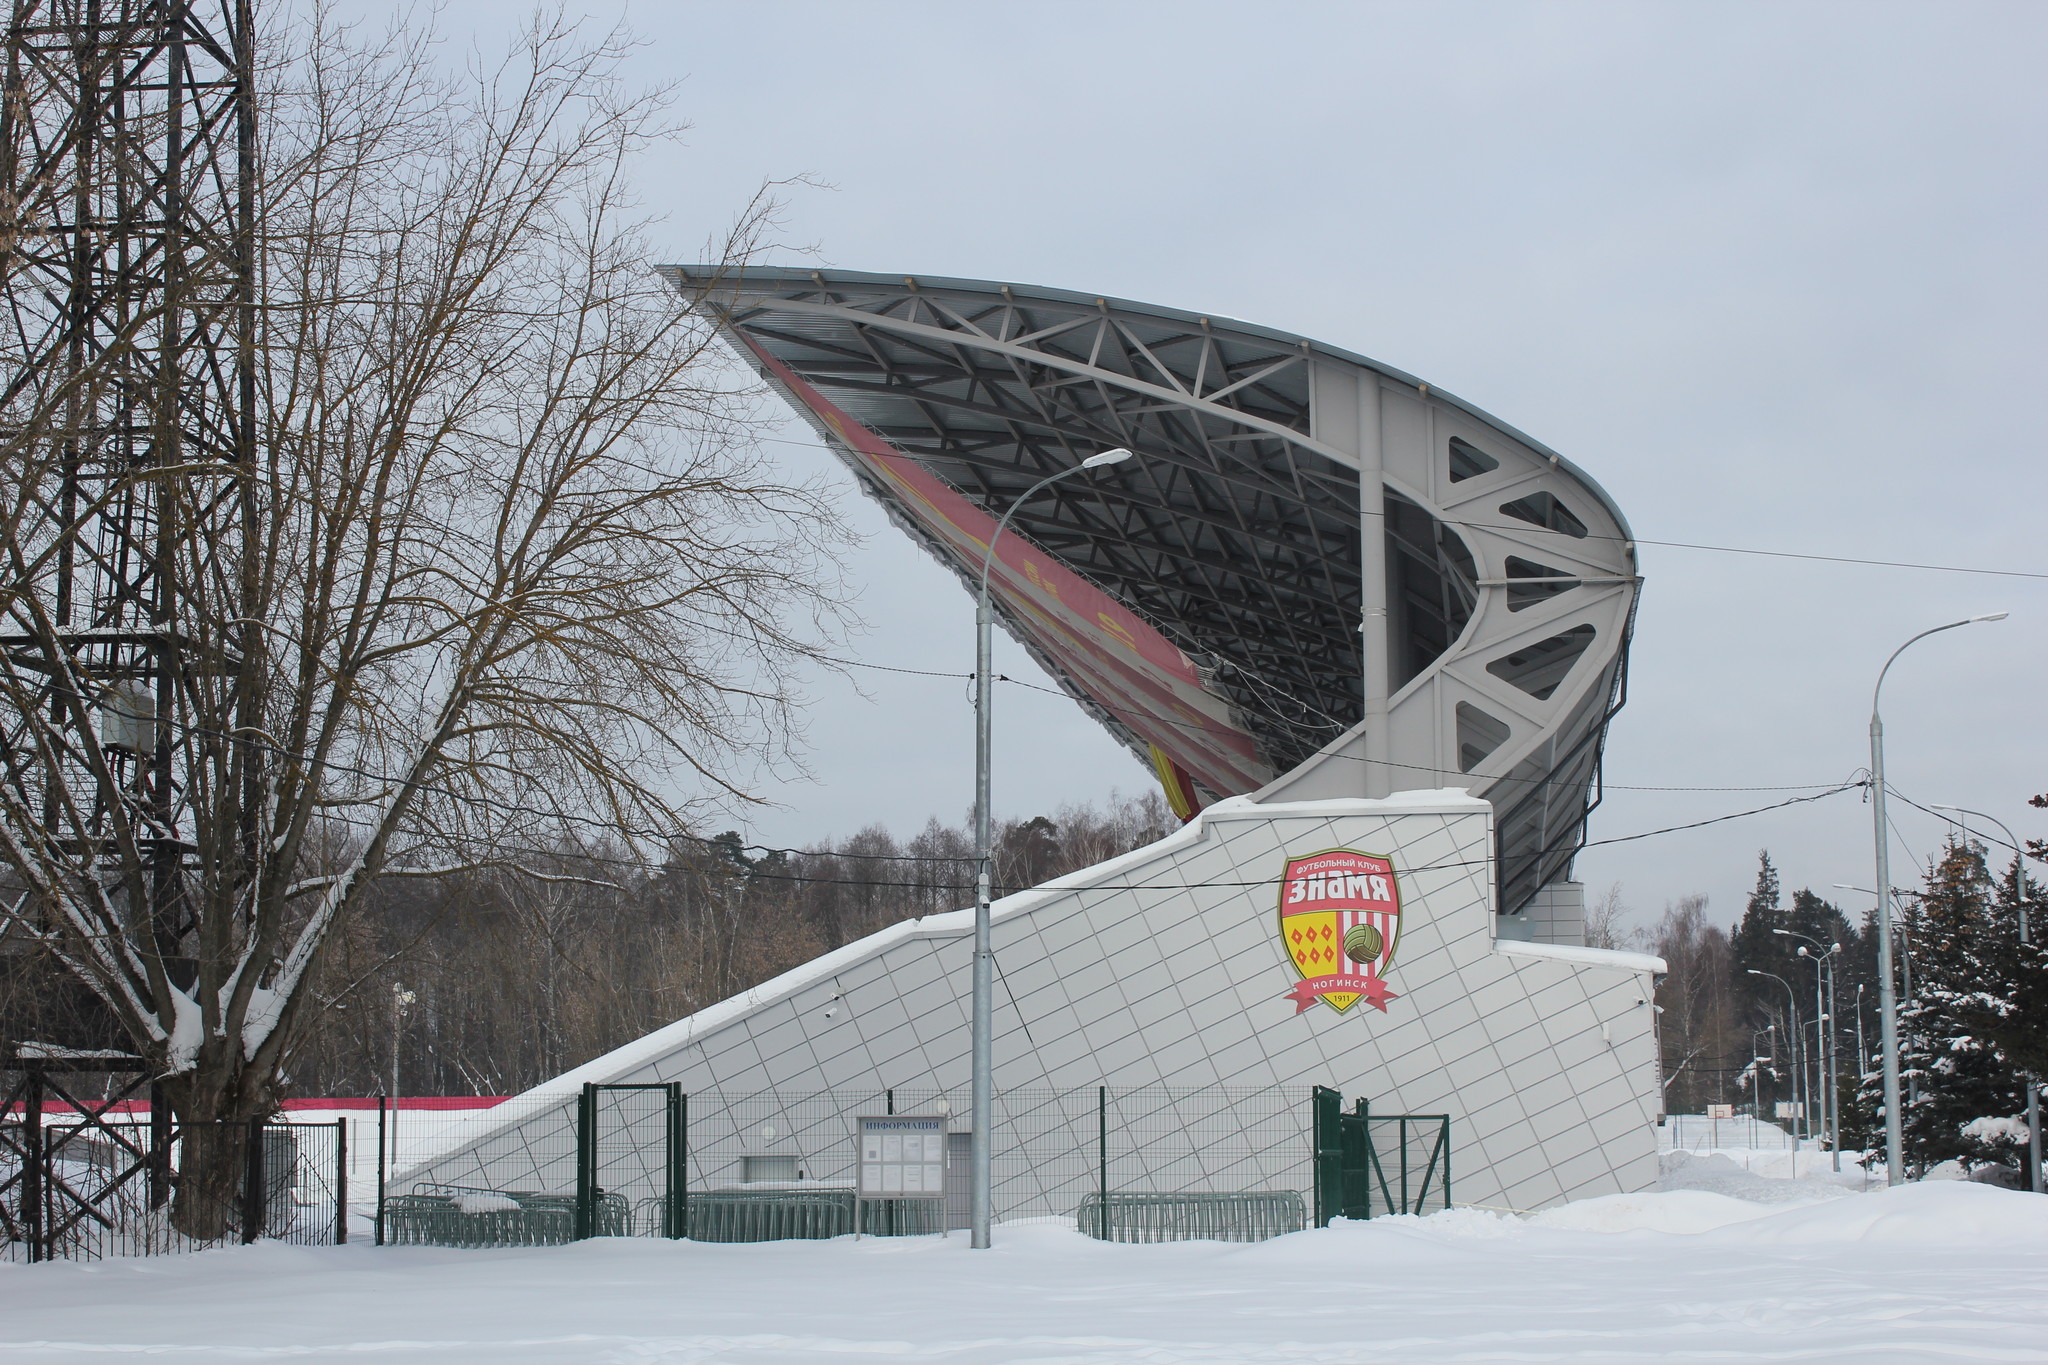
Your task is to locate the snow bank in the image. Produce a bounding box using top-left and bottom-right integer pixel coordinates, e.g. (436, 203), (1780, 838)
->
(1718, 1179), (2048, 1248)
(4, 1180), (2046, 1363)
(1657, 1149), (1863, 1202)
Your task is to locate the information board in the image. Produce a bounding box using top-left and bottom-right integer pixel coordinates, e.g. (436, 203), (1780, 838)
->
(856, 1115), (947, 1197)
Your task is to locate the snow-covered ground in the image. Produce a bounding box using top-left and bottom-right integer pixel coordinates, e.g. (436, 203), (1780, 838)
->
(4, 1155), (2045, 1363)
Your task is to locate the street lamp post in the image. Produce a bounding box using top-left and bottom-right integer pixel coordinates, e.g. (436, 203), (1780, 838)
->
(1854, 981), (1869, 1105)
(1778, 930), (1843, 1171)
(1748, 970), (1804, 1142)
(390, 983), (415, 1172)
(1931, 803), (2043, 1196)
(970, 446), (1133, 1249)
(1868, 613), (2007, 1186)
(1749, 1027), (1777, 1143)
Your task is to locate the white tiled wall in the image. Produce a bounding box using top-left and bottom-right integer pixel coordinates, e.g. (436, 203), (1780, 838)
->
(408, 792), (1662, 1214)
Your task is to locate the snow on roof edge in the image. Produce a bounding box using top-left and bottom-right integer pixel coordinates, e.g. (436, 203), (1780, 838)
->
(1494, 939), (1667, 975)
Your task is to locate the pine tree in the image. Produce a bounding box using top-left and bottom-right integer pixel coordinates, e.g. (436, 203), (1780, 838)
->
(1881, 840), (2033, 1177)
(1958, 856), (2048, 1112)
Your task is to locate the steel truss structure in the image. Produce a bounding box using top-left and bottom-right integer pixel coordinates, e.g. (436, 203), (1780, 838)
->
(667, 267), (1637, 917)
(0, 0), (255, 958)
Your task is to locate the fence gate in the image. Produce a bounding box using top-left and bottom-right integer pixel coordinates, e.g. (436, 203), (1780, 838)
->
(575, 1083), (683, 1239)
(1311, 1086), (1451, 1224)
(3, 1056), (347, 1262)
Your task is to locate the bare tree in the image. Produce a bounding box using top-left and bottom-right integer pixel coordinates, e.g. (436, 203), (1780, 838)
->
(0, 4), (841, 1181)
(1652, 895), (1744, 1112)
(1583, 882), (1638, 951)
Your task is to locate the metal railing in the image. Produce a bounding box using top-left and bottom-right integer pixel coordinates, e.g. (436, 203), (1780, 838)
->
(1076, 1189), (1306, 1243)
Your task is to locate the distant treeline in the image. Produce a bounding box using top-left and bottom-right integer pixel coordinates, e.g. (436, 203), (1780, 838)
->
(267, 792), (1177, 1099)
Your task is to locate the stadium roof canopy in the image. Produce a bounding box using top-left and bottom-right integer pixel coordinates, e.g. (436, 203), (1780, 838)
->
(663, 267), (1639, 916)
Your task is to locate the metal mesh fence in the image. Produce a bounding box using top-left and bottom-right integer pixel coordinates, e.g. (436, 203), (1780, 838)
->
(2, 1117), (346, 1262)
(378, 1085), (1344, 1247)
(682, 1086), (1313, 1225)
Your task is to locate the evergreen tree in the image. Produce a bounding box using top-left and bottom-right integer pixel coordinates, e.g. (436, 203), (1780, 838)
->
(1730, 852), (1794, 1116)
(1728, 853), (1857, 1124)
(1873, 840), (2033, 1177)
(1958, 855), (2048, 1103)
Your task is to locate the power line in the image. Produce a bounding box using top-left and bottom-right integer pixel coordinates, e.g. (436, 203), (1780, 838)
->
(1629, 537), (2047, 582)
(16, 659), (1864, 883)
(281, 778), (1863, 896)
(989, 672), (1846, 795)
(1884, 787), (2036, 860)
(754, 432), (2048, 582)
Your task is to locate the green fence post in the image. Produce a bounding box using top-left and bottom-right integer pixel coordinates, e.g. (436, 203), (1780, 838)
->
(575, 1083), (596, 1240)
(1400, 1117), (1412, 1215)
(1097, 1085), (1109, 1241)
(1440, 1116), (1452, 1211)
(1311, 1086), (1341, 1227)
(375, 1095), (387, 1245)
(1343, 1097), (1369, 1221)
(666, 1085), (685, 1239)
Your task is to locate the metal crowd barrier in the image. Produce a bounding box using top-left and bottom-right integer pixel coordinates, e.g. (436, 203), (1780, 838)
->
(382, 1186), (624, 1247)
(1075, 1189), (1307, 1243)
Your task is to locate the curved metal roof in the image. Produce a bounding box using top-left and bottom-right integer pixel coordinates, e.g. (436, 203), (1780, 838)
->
(665, 266), (1638, 916)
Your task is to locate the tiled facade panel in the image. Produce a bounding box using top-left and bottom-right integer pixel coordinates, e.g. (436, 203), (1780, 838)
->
(406, 794), (1662, 1213)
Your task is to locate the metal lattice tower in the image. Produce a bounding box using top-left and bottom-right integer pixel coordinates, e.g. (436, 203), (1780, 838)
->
(0, 0), (255, 958)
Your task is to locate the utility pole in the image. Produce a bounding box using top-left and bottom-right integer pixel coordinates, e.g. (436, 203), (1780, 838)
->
(1868, 615), (2008, 1184)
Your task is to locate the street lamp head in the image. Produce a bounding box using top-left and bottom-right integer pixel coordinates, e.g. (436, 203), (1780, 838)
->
(1797, 945), (1810, 957)
(1968, 612), (2009, 623)
(1773, 928), (1790, 937)
(1081, 447), (1134, 469)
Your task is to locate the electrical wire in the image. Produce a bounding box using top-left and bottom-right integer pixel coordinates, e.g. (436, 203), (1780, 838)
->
(209, 775), (1863, 895)
(1883, 787), (2035, 859)
(753, 432), (2048, 583)
(989, 671), (1846, 795)
(11, 659), (1855, 875)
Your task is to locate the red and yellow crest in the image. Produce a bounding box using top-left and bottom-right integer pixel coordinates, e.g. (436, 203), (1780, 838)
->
(1277, 848), (1402, 1014)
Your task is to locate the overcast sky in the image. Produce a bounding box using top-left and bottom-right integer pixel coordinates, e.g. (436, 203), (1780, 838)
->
(354, 0), (2044, 935)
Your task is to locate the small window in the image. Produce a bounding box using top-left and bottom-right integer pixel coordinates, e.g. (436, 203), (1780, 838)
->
(1447, 437), (1499, 482)
(1486, 625), (1596, 701)
(743, 1155), (799, 1183)
(1499, 492), (1588, 538)
(1504, 556), (1580, 612)
(1456, 702), (1511, 773)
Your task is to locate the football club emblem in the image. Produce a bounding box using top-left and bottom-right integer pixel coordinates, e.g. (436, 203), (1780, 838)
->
(1276, 848), (1402, 1014)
